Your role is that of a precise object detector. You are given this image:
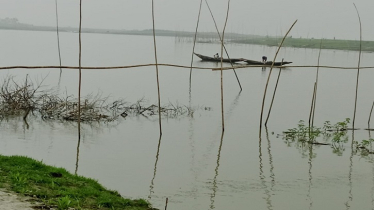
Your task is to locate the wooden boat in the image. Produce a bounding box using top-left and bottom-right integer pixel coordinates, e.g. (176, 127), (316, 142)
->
(194, 53), (245, 63)
(244, 59), (292, 66)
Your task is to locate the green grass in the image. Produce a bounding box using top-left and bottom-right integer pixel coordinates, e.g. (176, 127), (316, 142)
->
(232, 37), (374, 52)
(0, 155), (156, 210)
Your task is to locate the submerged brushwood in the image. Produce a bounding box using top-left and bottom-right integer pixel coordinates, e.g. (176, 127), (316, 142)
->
(0, 76), (208, 122)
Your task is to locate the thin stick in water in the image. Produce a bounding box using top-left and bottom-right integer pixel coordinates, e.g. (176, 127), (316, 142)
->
(260, 20), (298, 133)
(219, 0), (231, 132)
(189, 0), (203, 85)
(205, 0), (242, 91)
(308, 82), (317, 128)
(352, 3), (362, 129)
(165, 197), (168, 210)
(78, 0), (82, 142)
(265, 59), (283, 126)
(369, 101), (374, 128)
(55, 0), (62, 73)
(152, 0), (162, 135)
(311, 39), (323, 127)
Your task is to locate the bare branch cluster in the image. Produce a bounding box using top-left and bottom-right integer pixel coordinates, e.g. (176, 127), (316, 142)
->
(0, 76), (203, 123)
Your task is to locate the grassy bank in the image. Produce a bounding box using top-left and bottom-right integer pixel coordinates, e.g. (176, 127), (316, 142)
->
(0, 155), (155, 210)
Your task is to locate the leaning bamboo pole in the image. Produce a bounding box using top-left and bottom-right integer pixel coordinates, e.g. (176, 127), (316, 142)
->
(219, 0), (231, 132)
(205, 0), (242, 91)
(311, 40), (323, 127)
(189, 0), (203, 85)
(259, 20), (297, 133)
(308, 82), (317, 129)
(264, 59), (283, 126)
(369, 101), (374, 128)
(152, 0), (162, 135)
(352, 3), (362, 129)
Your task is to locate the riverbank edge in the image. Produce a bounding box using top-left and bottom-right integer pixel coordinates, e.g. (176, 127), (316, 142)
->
(1, 25), (374, 53)
(0, 155), (157, 210)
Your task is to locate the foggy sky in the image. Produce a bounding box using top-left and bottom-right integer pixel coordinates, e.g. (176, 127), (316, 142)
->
(0, 0), (373, 41)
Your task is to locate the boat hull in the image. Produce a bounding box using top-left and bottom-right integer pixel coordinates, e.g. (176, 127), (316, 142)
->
(244, 59), (292, 66)
(194, 53), (245, 63)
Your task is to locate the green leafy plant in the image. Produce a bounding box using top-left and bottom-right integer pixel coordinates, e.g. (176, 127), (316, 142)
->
(283, 120), (321, 143)
(57, 196), (72, 210)
(282, 118), (351, 156)
(354, 138), (374, 157)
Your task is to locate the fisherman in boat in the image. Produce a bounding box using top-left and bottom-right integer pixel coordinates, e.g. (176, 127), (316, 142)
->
(262, 56), (267, 64)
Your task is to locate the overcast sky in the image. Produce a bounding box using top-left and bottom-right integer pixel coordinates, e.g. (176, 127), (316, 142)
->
(0, 0), (373, 40)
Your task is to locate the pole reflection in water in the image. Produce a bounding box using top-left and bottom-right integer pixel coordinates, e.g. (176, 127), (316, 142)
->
(57, 70), (62, 93)
(149, 134), (162, 200)
(75, 126), (81, 175)
(265, 128), (275, 210)
(307, 144), (314, 210)
(265, 128), (275, 191)
(259, 133), (273, 210)
(188, 84), (199, 199)
(369, 130), (374, 209)
(210, 132), (224, 210)
(345, 131), (354, 210)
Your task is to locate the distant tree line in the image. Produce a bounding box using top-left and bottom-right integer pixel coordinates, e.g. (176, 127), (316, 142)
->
(0, 17), (32, 27)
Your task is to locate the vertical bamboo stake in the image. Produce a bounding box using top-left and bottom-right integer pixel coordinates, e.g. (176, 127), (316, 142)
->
(219, 0), (231, 132)
(311, 40), (323, 127)
(152, 0), (162, 135)
(259, 20), (297, 133)
(264, 59), (283, 126)
(78, 0), (82, 139)
(352, 3), (362, 129)
(205, 0), (242, 91)
(55, 0), (62, 73)
(189, 0), (203, 85)
(76, 0), (82, 175)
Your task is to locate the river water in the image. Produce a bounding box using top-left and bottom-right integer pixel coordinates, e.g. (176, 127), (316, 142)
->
(1, 30), (374, 210)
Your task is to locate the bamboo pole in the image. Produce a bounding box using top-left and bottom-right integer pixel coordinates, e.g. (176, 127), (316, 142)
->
(264, 59), (283, 126)
(1, 64), (374, 71)
(259, 20), (297, 133)
(311, 40), (323, 127)
(75, 0), (82, 175)
(219, 0), (231, 132)
(152, 0), (162, 135)
(55, 0), (62, 73)
(78, 0), (82, 140)
(308, 82), (317, 128)
(369, 101), (374, 128)
(205, 0), (242, 91)
(352, 3), (362, 129)
(189, 0), (203, 85)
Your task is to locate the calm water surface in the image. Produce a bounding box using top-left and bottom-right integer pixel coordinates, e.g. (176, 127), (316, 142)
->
(1, 30), (374, 210)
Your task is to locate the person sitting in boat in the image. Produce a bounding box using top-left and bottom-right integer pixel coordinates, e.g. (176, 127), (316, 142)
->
(214, 53), (219, 59)
(262, 56), (267, 64)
